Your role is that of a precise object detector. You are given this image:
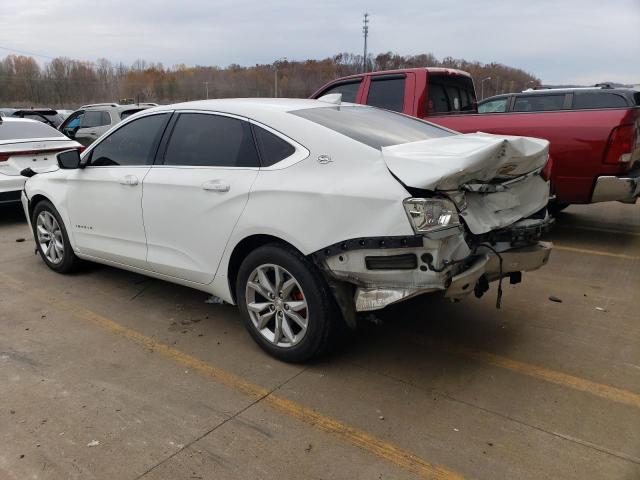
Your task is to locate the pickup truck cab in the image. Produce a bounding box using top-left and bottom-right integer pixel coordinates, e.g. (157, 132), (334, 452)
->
(311, 69), (640, 208)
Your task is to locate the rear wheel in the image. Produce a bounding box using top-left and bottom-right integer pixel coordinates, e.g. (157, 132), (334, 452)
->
(236, 244), (338, 362)
(32, 200), (79, 273)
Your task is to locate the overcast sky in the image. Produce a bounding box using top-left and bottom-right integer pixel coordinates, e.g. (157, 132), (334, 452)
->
(1, 0), (639, 84)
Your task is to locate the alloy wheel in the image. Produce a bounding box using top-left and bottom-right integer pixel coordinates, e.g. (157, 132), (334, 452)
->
(245, 264), (309, 348)
(36, 211), (64, 264)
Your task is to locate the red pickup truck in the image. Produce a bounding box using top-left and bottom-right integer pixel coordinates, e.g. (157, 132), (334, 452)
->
(310, 68), (640, 208)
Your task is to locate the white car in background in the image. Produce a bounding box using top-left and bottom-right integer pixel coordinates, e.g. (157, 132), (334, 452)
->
(21, 99), (553, 361)
(0, 117), (82, 205)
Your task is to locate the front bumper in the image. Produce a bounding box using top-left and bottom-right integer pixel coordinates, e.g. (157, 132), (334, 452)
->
(591, 169), (640, 204)
(353, 241), (552, 311)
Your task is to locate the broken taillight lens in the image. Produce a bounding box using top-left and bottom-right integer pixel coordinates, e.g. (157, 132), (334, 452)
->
(604, 124), (637, 165)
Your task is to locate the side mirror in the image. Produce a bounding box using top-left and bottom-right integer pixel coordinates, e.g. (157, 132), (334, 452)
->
(57, 149), (82, 169)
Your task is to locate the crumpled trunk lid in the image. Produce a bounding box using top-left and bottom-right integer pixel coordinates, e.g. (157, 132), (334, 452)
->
(382, 133), (551, 235)
(381, 132), (549, 191)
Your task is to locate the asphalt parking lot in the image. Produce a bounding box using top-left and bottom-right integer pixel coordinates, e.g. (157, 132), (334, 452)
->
(1, 202), (639, 480)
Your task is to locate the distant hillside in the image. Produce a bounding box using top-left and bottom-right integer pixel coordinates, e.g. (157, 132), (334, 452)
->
(0, 52), (540, 107)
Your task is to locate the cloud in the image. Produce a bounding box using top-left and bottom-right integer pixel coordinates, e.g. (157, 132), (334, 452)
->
(0, 0), (638, 84)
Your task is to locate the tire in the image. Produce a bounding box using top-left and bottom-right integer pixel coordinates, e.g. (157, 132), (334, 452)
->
(235, 243), (339, 362)
(31, 200), (80, 273)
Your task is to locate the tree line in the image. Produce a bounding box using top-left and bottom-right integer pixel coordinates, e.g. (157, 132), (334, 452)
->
(0, 52), (540, 108)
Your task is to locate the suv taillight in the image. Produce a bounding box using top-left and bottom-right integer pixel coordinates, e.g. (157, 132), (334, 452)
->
(0, 153), (10, 162)
(541, 155), (553, 181)
(604, 124), (637, 165)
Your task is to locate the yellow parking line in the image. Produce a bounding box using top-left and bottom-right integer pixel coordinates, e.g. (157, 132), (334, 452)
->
(432, 341), (640, 409)
(0, 273), (463, 480)
(553, 245), (640, 261)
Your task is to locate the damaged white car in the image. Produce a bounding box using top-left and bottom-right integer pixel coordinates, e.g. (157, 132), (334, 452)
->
(21, 99), (553, 362)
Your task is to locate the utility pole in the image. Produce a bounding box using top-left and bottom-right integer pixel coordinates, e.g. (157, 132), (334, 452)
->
(203, 81), (209, 99)
(362, 13), (369, 73)
(273, 57), (286, 98)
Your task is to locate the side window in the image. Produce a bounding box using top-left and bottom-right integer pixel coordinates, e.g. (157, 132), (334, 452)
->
(513, 95), (565, 112)
(572, 92), (628, 109)
(163, 113), (259, 168)
(366, 77), (405, 112)
(253, 125), (296, 167)
(428, 84), (450, 113)
(319, 81), (361, 103)
(89, 113), (169, 166)
(478, 98), (508, 113)
(81, 110), (110, 128)
(61, 111), (84, 137)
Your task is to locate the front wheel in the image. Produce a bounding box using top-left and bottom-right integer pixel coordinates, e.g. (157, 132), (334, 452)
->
(32, 200), (79, 273)
(236, 244), (338, 362)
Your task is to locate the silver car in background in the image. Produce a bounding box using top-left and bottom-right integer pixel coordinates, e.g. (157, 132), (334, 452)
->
(59, 103), (157, 146)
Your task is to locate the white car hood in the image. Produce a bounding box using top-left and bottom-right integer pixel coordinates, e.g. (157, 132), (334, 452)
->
(381, 133), (549, 191)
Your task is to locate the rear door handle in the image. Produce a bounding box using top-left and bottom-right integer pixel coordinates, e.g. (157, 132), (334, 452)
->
(202, 180), (230, 192)
(118, 175), (139, 186)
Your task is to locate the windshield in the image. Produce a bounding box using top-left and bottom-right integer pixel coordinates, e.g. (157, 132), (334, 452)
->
(291, 106), (454, 150)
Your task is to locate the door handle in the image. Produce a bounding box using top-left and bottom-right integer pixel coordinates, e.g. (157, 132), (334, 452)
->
(202, 180), (230, 192)
(118, 175), (139, 186)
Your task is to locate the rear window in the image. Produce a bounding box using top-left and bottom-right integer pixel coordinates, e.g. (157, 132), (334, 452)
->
(514, 95), (565, 112)
(120, 109), (145, 120)
(366, 76), (405, 112)
(572, 91), (628, 109)
(291, 106), (453, 150)
(0, 120), (65, 141)
(427, 74), (477, 114)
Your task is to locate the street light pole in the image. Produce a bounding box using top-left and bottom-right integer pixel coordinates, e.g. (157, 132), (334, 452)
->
(203, 81), (209, 99)
(481, 77), (492, 100)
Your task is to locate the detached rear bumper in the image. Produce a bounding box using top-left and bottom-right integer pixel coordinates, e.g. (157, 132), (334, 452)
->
(352, 241), (552, 312)
(591, 170), (640, 204)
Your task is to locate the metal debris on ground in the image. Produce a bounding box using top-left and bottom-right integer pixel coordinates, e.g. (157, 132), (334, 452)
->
(595, 307), (607, 312)
(86, 440), (100, 447)
(548, 295), (563, 303)
(205, 295), (225, 304)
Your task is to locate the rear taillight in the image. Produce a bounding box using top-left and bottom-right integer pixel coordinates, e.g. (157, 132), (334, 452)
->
(604, 124), (637, 165)
(541, 155), (553, 181)
(0, 153), (10, 162)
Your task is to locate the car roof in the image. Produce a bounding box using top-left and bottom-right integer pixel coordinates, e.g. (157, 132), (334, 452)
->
(80, 104), (153, 112)
(152, 98), (345, 117)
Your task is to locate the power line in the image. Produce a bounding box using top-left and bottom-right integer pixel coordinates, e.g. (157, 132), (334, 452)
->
(0, 45), (57, 60)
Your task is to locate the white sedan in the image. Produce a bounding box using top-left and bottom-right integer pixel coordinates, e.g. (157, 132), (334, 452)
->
(21, 98), (553, 361)
(1, 117), (82, 205)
